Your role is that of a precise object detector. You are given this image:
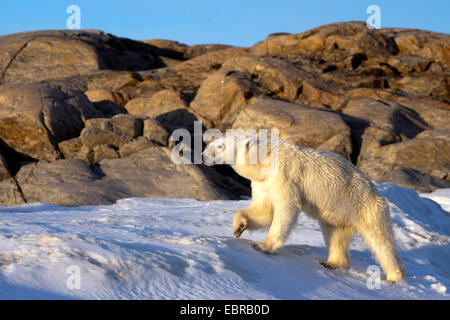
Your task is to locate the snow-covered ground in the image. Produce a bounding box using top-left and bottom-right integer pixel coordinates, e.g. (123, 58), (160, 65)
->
(0, 184), (448, 300)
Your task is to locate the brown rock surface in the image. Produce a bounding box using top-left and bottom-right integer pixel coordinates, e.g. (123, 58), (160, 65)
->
(233, 97), (352, 159)
(1, 22), (450, 205)
(0, 84), (100, 161)
(0, 30), (156, 85)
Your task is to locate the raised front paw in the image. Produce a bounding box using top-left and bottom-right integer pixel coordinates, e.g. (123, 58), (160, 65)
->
(251, 241), (274, 254)
(234, 221), (247, 238)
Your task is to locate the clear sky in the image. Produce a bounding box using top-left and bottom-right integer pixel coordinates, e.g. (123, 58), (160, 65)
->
(0, 0), (448, 46)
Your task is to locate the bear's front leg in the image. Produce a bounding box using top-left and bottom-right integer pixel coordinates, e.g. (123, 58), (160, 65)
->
(252, 203), (299, 253)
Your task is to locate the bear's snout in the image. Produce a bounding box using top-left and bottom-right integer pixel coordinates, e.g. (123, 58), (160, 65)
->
(202, 149), (215, 166)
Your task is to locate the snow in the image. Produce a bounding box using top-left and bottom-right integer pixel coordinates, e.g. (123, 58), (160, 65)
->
(0, 184), (448, 300)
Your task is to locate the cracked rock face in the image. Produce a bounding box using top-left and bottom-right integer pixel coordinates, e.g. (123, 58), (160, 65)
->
(0, 23), (449, 205)
(0, 84), (101, 161)
(0, 30), (156, 85)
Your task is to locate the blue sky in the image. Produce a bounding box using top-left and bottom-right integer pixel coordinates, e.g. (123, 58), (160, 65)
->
(0, 1), (448, 46)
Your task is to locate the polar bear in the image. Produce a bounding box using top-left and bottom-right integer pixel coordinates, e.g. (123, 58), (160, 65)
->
(202, 134), (404, 282)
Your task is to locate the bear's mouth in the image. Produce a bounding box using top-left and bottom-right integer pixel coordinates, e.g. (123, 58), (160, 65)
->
(201, 152), (214, 166)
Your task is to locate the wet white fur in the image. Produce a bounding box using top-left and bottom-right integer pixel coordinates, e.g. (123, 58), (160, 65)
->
(203, 135), (404, 282)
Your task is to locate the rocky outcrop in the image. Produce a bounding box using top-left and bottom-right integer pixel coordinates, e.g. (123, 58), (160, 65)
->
(0, 22), (449, 205)
(0, 84), (101, 161)
(0, 30), (157, 85)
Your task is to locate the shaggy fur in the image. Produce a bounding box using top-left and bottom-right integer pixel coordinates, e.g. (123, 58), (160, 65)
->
(203, 135), (404, 282)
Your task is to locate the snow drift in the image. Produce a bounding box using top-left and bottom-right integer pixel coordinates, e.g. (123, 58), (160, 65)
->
(0, 184), (448, 299)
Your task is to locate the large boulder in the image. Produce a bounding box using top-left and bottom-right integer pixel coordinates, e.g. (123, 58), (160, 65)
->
(342, 98), (429, 139)
(14, 148), (244, 206)
(0, 84), (101, 161)
(346, 88), (450, 131)
(358, 135), (450, 189)
(157, 47), (250, 92)
(0, 30), (156, 85)
(221, 55), (347, 110)
(378, 168), (450, 193)
(15, 158), (118, 206)
(79, 114), (143, 149)
(388, 28), (450, 72)
(250, 22), (392, 65)
(124, 89), (197, 132)
(190, 70), (265, 129)
(221, 55), (303, 101)
(232, 97), (352, 159)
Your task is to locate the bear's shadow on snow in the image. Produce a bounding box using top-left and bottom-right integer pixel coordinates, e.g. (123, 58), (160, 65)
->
(214, 238), (382, 299)
(216, 237), (381, 281)
(215, 238), (329, 281)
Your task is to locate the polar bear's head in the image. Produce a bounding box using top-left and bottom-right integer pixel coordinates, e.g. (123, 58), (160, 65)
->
(202, 134), (277, 180)
(202, 134), (258, 166)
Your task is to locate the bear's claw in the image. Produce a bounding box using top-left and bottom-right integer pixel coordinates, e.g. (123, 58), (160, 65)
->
(320, 261), (339, 269)
(234, 223), (246, 238)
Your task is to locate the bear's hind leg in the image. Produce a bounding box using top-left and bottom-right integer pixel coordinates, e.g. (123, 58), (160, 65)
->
(358, 222), (404, 283)
(320, 221), (354, 269)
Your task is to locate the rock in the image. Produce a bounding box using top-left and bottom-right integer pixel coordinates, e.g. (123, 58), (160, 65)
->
(378, 168), (450, 193)
(125, 89), (196, 132)
(0, 84), (100, 161)
(85, 89), (131, 106)
(14, 148), (243, 206)
(221, 55), (303, 101)
(232, 97), (352, 158)
(91, 101), (128, 118)
(0, 30), (156, 85)
(0, 178), (25, 205)
(15, 159), (119, 206)
(390, 29), (450, 72)
(250, 21), (390, 64)
(125, 89), (187, 116)
(97, 148), (240, 201)
(119, 137), (155, 158)
(0, 154), (12, 181)
(119, 77), (166, 99)
(416, 129), (450, 140)
(317, 132), (353, 160)
(84, 89), (129, 117)
(221, 55), (346, 110)
(184, 44), (234, 59)
(342, 98), (429, 139)
(142, 119), (169, 145)
(346, 88), (450, 130)
(388, 75), (448, 99)
(143, 39), (188, 60)
(386, 56), (432, 74)
(190, 70), (265, 129)
(58, 137), (83, 159)
(80, 114), (143, 149)
(86, 71), (142, 91)
(159, 47), (250, 91)
(358, 137), (450, 183)
(91, 144), (120, 164)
